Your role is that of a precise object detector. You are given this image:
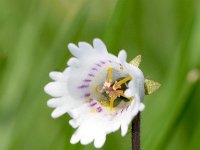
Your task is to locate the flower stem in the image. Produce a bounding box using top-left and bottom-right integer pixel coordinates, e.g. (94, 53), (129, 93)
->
(132, 112), (140, 150)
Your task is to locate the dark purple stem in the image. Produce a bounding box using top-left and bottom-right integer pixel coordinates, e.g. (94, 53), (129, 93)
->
(132, 112), (141, 150)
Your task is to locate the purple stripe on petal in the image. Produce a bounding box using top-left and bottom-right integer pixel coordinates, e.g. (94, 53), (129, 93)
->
(84, 79), (91, 82)
(90, 102), (97, 107)
(92, 68), (98, 71)
(84, 93), (91, 97)
(78, 85), (89, 88)
(88, 73), (95, 77)
(97, 107), (103, 112)
(100, 61), (106, 64)
(96, 64), (102, 67)
(97, 109), (102, 112)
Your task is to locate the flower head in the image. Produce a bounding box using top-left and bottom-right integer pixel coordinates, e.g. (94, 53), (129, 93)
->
(44, 38), (160, 148)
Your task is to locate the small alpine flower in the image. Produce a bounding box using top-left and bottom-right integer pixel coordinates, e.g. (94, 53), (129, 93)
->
(44, 38), (160, 148)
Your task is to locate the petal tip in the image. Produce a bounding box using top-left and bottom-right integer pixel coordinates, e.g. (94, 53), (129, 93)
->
(47, 100), (53, 108)
(93, 38), (107, 53)
(121, 125), (128, 137)
(93, 38), (102, 43)
(44, 84), (50, 94)
(49, 71), (62, 81)
(94, 134), (106, 148)
(68, 43), (80, 57)
(139, 103), (145, 111)
(118, 50), (127, 62)
(69, 120), (78, 128)
(70, 133), (80, 144)
(51, 112), (58, 119)
(68, 43), (76, 48)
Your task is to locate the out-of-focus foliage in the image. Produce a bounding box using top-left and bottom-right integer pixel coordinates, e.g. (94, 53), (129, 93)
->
(0, 0), (199, 150)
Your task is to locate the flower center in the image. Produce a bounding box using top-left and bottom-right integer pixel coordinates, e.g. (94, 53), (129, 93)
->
(97, 67), (132, 110)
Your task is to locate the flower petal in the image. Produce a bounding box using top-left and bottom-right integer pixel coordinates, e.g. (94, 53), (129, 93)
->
(118, 50), (127, 62)
(123, 63), (145, 99)
(93, 38), (107, 54)
(78, 42), (93, 53)
(139, 103), (145, 111)
(68, 104), (89, 119)
(67, 57), (80, 67)
(49, 71), (64, 81)
(121, 124), (128, 136)
(44, 82), (66, 97)
(69, 119), (79, 128)
(94, 133), (106, 148)
(68, 43), (81, 58)
(51, 105), (69, 118)
(47, 98), (65, 108)
(70, 130), (81, 144)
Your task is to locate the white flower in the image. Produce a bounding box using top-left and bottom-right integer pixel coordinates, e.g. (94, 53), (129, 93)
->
(44, 38), (146, 148)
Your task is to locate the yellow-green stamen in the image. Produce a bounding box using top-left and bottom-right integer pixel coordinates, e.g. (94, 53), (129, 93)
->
(109, 96), (115, 110)
(107, 67), (113, 82)
(115, 76), (132, 86)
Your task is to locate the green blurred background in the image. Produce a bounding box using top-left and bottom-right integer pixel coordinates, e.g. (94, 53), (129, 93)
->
(0, 0), (200, 149)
